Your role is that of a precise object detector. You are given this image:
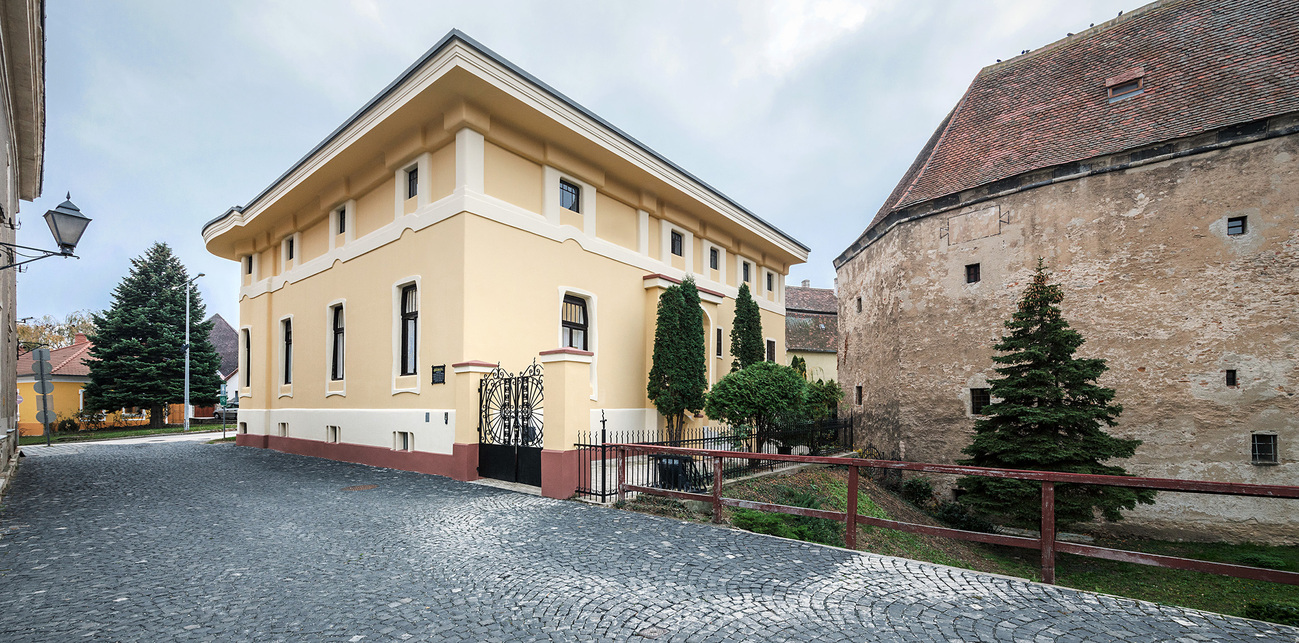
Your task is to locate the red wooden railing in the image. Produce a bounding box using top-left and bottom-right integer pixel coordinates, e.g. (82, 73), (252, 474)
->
(611, 444), (1299, 585)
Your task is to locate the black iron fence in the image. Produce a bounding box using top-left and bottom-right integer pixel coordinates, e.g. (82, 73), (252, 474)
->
(574, 417), (852, 502)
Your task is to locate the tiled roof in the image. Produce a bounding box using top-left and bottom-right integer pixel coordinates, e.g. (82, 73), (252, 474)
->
(208, 314), (239, 378)
(786, 312), (837, 353)
(17, 335), (93, 379)
(867, 0), (1299, 233)
(785, 286), (837, 314)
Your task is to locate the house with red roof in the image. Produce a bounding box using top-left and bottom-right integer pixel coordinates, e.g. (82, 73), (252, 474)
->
(784, 281), (838, 384)
(834, 0), (1297, 541)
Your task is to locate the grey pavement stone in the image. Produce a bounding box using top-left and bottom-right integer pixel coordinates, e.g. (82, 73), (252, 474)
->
(0, 441), (1294, 642)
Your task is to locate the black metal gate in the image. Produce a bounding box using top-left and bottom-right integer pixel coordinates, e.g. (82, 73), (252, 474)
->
(478, 363), (543, 486)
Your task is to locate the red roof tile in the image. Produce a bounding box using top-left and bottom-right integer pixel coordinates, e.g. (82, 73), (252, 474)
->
(786, 312), (838, 353)
(868, 0), (1299, 232)
(17, 335), (94, 379)
(785, 286), (837, 314)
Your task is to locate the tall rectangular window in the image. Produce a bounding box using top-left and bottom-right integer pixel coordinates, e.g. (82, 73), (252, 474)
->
(244, 256), (252, 275)
(285, 238), (295, 261)
(242, 329), (251, 387)
(561, 295), (588, 350)
(971, 388), (991, 415)
(766, 272), (774, 292)
(560, 179), (580, 212)
(331, 305), (345, 381)
(1227, 216), (1247, 236)
(400, 285), (418, 376)
(282, 319), (293, 385)
(1251, 433), (1278, 465)
(670, 231), (683, 257)
(742, 261), (751, 283)
(854, 386), (862, 405)
(709, 247), (718, 270)
(406, 167), (418, 199)
(765, 339), (776, 362)
(855, 296), (862, 313)
(337, 207), (346, 235)
(966, 263), (981, 283)
(716, 327), (722, 357)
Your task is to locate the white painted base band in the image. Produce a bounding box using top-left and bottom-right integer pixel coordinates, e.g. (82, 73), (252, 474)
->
(237, 408), (456, 455)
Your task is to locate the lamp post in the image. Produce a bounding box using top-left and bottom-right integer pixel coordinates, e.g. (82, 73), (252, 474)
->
(0, 193), (91, 270)
(184, 273), (205, 432)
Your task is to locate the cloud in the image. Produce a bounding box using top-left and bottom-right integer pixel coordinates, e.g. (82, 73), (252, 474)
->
(731, 0), (878, 82)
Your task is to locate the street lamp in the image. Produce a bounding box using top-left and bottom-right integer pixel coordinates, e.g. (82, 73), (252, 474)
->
(184, 273), (205, 432)
(0, 193), (91, 270)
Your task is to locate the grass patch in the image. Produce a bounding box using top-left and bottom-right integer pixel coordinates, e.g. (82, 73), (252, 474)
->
(206, 436), (237, 444)
(19, 425), (224, 445)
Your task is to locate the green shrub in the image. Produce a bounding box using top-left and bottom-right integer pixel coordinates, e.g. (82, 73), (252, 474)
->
(1236, 553), (1287, 570)
(56, 417), (80, 433)
(900, 477), (935, 506)
(730, 485), (844, 547)
(935, 501), (995, 534)
(1243, 601), (1299, 626)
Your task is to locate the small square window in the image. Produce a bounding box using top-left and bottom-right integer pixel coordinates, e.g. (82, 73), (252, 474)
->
(670, 231), (683, 257)
(765, 339), (776, 362)
(855, 296), (862, 313)
(1227, 216), (1247, 236)
(326, 426), (339, 443)
(1251, 433), (1278, 465)
(395, 431), (413, 451)
(337, 207), (346, 235)
(560, 179), (580, 213)
(406, 167), (418, 199)
(854, 386), (862, 405)
(277, 422), (289, 438)
(709, 247), (718, 270)
(1225, 369), (1237, 387)
(742, 262), (751, 283)
(966, 263), (981, 283)
(970, 388), (991, 415)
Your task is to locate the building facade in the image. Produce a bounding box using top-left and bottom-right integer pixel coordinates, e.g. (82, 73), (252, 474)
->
(0, 0), (44, 464)
(835, 0), (1298, 541)
(784, 282), (838, 383)
(203, 32), (807, 498)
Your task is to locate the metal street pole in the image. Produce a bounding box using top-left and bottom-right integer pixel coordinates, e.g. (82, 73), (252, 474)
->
(183, 273), (204, 432)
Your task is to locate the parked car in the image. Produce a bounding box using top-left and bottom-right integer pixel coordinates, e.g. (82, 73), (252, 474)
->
(214, 401), (239, 422)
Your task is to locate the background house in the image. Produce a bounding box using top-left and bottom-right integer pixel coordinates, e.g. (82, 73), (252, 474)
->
(202, 31), (807, 498)
(834, 0), (1298, 541)
(784, 281), (838, 383)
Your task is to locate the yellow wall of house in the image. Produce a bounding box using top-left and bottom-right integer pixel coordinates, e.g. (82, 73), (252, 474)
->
(16, 380), (84, 434)
(791, 351), (838, 383)
(356, 176), (395, 238)
(484, 140), (542, 212)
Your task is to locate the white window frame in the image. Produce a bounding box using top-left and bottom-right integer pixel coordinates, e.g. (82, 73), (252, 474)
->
(765, 337), (777, 363)
(393, 152), (432, 220)
(738, 255), (755, 286)
(394, 431), (414, 452)
(659, 220), (694, 273)
(278, 314), (294, 398)
(391, 276), (422, 395)
(277, 422), (289, 438)
(280, 232), (302, 274)
(557, 287), (599, 400)
(543, 167), (596, 236)
(325, 299), (347, 397)
(329, 200), (356, 251)
(239, 326), (253, 394)
(326, 425), (340, 444)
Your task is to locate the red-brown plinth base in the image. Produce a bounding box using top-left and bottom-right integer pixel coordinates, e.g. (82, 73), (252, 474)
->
(235, 434), (479, 482)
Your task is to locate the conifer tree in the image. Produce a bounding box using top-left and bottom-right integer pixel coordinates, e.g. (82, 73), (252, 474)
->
(958, 261), (1155, 528)
(730, 283), (764, 371)
(83, 243), (222, 427)
(646, 277), (707, 441)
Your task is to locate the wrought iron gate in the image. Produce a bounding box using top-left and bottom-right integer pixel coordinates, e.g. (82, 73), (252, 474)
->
(478, 363), (544, 486)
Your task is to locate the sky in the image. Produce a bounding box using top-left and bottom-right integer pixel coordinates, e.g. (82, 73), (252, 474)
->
(17, 0), (1135, 325)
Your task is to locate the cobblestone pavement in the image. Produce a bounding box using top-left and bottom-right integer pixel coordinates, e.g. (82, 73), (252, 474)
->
(0, 443), (1293, 642)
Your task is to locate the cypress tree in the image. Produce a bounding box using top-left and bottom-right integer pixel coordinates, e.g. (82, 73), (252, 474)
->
(730, 283), (764, 371)
(646, 279), (707, 441)
(958, 261), (1155, 528)
(83, 243), (223, 427)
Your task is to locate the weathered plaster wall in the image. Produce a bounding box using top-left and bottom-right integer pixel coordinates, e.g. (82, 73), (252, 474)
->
(837, 133), (1299, 542)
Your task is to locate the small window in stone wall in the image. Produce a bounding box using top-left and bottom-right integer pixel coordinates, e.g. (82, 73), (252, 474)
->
(855, 296), (862, 313)
(966, 263), (981, 283)
(854, 386), (862, 405)
(970, 388), (991, 415)
(1225, 369), (1237, 387)
(1251, 433), (1278, 465)
(1227, 216), (1247, 236)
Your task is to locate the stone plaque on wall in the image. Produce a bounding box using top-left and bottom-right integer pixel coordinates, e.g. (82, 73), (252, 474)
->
(945, 205), (1002, 245)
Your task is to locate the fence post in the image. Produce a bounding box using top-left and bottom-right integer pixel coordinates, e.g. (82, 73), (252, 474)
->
(1041, 481), (1056, 584)
(712, 456), (723, 523)
(846, 465), (859, 550)
(617, 447), (627, 504)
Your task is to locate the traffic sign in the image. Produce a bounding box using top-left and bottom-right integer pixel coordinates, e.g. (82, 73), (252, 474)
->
(32, 348), (50, 362)
(33, 380), (54, 395)
(35, 410), (56, 424)
(31, 361), (52, 377)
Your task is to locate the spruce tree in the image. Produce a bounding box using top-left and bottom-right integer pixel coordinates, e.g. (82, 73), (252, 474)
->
(646, 278), (707, 442)
(958, 261), (1155, 528)
(84, 243), (223, 427)
(730, 283), (764, 371)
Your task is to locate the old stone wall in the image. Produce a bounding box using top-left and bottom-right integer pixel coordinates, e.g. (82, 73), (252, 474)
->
(837, 133), (1298, 542)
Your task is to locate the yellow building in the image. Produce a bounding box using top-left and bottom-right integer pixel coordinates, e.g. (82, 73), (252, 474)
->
(202, 31), (807, 497)
(16, 335), (93, 436)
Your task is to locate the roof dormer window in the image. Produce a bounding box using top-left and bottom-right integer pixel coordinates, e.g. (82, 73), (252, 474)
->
(1106, 67), (1145, 102)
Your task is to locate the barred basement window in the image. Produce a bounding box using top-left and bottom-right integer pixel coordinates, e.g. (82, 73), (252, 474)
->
(560, 179), (580, 213)
(326, 425), (340, 443)
(1227, 216), (1247, 236)
(1225, 369), (1237, 387)
(1251, 433), (1278, 465)
(670, 230), (683, 256)
(395, 431), (413, 451)
(970, 388), (991, 415)
(709, 247), (718, 270)
(277, 422), (288, 438)
(966, 263), (981, 283)
(561, 295), (588, 350)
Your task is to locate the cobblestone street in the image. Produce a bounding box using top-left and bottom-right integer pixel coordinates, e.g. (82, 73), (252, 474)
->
(0, 441), (1293, 642)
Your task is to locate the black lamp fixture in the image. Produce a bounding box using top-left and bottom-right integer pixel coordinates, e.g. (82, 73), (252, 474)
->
(0, 192), (91, 270)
